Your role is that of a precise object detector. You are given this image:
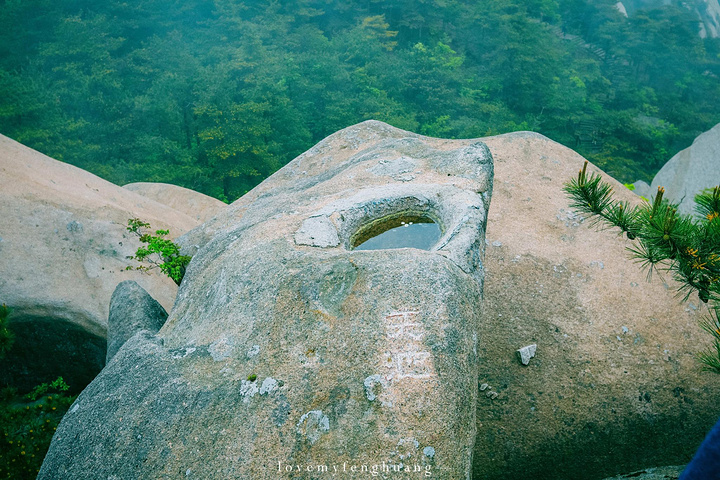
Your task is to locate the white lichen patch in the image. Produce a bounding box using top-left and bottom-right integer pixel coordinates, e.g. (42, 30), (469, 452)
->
(423, 446), (435, 459)
(296, 410), (329, 444)
(171, 347), (196, 359)
(246, 344), (260, 358)
(396, 437), (420, 460)
(363, 374), (388, 402)
(259, 377), (278, 395)
(239, 379), (259, 403)
(209, 336), (235, 361)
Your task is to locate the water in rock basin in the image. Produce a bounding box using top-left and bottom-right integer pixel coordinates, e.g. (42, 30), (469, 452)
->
(353, 215), (442, 251)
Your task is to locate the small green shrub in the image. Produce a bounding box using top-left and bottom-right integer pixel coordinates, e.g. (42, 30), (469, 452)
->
(125, 218), (191, 285)
(0, 377), (76, 479)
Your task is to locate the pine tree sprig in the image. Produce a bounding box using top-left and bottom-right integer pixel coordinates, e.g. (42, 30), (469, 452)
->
(563, 161), (641, 239)
(699, 307), (720, 373)
(564, 162), (720, 373)
(696, 186), (720, 221)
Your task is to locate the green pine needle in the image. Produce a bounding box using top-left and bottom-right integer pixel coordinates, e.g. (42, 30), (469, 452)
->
(696, 186), (720, 221)
(564, 165), (720, 373)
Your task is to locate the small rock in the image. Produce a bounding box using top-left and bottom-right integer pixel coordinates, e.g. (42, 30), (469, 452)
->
(517, 344), (537, 365)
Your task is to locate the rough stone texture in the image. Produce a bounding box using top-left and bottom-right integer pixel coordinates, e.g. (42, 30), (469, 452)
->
(106, 281), (168, 362)
(477, 131), (720, 479)
(649, 122), (720, 214)
(40, 121), (493, 479)
(601, 465), (684, 479)
(123, 182), (227, 223)
(516, 344), (537, 365)
(0, 134), (202, 390)
(37, 123), (720, 479)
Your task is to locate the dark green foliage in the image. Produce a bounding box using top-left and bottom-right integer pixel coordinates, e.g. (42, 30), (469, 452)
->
(564, 161), (642, 239)
(0, 305), (13, 359)
(126, 218), (191, 285)
(0, 377), (76, 479)
(0, 0), (719, 201)
(564, 163), (720, 372)
(0, 304), (77, 479)
(25, 377), (70, 402)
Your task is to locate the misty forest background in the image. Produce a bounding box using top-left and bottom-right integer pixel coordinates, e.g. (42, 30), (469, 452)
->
(2, 0), (720, 202)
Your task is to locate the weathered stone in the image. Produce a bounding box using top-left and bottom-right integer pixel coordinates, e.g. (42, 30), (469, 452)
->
(123, 182), (227, 223)
(0, 134), (200, 391)
(293, 215), (341, 247)
(477, 131), (720, 479)
(650, 122), (720, 214)
(40, 121), (493, 479)
(37, 123), (720, 479)
(106, 281), (168, 363)
(516, 344), (537, 365)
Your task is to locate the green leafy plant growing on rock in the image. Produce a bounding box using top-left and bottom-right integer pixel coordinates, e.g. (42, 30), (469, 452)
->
(0, 378), (76, 479)
(125, 218), (191, 285)
(564, 161), (720, 372)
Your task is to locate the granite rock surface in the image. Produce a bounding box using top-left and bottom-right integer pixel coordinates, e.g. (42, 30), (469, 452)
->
(40, 120), (493, 479)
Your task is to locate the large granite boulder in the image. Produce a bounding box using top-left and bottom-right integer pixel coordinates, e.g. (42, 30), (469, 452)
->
(40, 121), (493, 479)
(0, 134), (201, 392)
(476, 131), (720, 479)
(649, 122), (720, 214)
(38, 122), (720, 479)
(123, 182), (227, 223)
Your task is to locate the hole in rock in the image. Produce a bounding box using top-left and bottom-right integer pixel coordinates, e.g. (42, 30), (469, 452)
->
(0, 315), (106, 395)
(352, 213), (442, 251)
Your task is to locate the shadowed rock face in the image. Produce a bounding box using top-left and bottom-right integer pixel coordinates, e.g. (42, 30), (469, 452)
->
(40, 121), (493, 479)
(0, 314), (106, 395)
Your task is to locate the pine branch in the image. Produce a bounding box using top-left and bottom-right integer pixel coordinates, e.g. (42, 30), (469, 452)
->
(696, 186), (720, 221)
(563, 161), (641, 239)
(565, 163), (720, 373)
